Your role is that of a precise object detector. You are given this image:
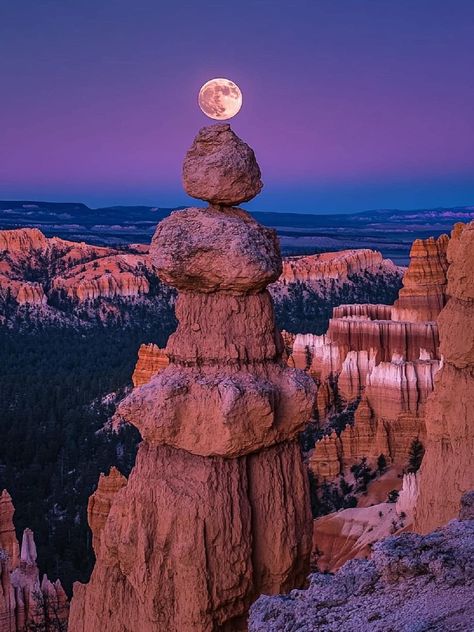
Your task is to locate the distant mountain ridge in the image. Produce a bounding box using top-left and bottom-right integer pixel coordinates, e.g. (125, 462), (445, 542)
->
(1, 200), (472, 264)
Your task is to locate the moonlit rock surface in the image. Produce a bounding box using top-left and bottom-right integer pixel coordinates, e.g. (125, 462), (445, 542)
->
(182, 124), (263, 205)
(69, 126), (314, 631)
(151, 206), (281, 293)
(250, 501), (474, 632)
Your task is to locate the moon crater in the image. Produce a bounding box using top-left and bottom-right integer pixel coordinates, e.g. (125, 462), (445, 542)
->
(198, 78), (242, 120)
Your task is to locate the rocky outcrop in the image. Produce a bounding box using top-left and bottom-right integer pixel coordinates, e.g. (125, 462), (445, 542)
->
(301, 234), (449, 481)
(0, 227), (50, 253)
(0, 227), (157, 323)
(0, 490), (19, 569)
(182, 124), (263, 205)
(415, 222), (474, 533)
(308, 353), (438, 478)
(249, 492), (474, 632)
(132, 343), (169, 387)
(0, 493), (68, 632)
(69, 124), (315, 631)
(312, 501), (409, 573)
(280, 249), (398, 284)
(325, 315), (439, 364)
(87, 467), (127, 557)
(392, 234), (449, 322)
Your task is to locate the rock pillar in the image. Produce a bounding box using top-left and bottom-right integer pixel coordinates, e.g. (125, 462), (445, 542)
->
(69, 124), (315, 632)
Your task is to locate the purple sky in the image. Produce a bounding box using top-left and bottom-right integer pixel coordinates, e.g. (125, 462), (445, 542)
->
(1, 0), (473, 213)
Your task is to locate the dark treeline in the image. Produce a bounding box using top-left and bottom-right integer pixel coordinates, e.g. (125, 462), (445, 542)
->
(0, 323), (173, 593)
(274, 271), (402, 334)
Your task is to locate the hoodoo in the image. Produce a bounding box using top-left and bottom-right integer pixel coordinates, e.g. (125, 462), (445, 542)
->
(415, 222), (474, 532)
(69, 124), (315, 631)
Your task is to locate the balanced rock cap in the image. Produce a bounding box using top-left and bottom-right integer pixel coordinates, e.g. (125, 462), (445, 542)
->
(182, 124), (263, 206)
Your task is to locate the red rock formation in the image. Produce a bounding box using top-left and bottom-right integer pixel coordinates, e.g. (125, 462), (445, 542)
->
(325, 316), (439, 363)
(312, 501), (409, 573)
(306, 237), (448, 481)
(0, 491), (19, 570)
(308, 431), (341, 479)
(392, 234), (449, 322)
(0, 495), (68, 632)
(280, 249), (398, 284)
(69, 124), (315, 632)
(0, 227), (152, 312)
(52, 254), (152, 301)
(87, 467), (127, 556)
(310, 357), (436, 478)
(415, 222), (474, 533)
(132, 343), (169, 387)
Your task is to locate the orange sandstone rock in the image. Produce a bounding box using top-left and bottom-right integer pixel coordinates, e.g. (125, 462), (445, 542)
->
(87, 467), (127, 557)
(392, 235), (449, 322)
(132, 343), (169, 387)
(0, 490), (19, 570)
(280, 249), (397, 284)
(0, 496), (68, 632)
(69, 125), (315, 632)
(415, 221), (474, 533)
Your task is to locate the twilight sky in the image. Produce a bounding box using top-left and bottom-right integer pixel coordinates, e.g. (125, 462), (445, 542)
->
(0, 0), (473, 213)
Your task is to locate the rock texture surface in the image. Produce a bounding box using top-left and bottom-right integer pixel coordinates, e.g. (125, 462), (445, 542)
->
(69, 125), (315, 632)
(392, 234), (449, 322)
(132, 343), (169, 387)
(298, 234), (450, 481)
(249, 494), (474, 632)
(415, 222), (474, 532)
(0, 227), (174, 328)
(182, 124), (263, 205)
(0, 493), (68, 632)
(280, 249), (398, 284)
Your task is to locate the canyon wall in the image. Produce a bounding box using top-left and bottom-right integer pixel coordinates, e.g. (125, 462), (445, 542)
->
(415, 222), (474, 532)
(280, 249), (398, 284)
(0, 228), (159, 327)
(298, 231), (448, 480)
(69, 124), (315, 631)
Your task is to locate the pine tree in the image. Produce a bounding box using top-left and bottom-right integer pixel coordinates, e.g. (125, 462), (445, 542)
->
(406, 439), (425, 473)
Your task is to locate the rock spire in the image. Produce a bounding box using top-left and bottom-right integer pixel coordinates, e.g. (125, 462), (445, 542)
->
(69, 124), (315, 631)
(414, 221), (474, 532)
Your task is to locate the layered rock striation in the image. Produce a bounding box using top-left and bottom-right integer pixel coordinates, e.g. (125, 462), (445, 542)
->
(297, 233), (449, 480)
(392, 234), (449, 322)
(0, 227), (166, 327)
(280, 249), (398, 285)
(415, 222), (474, 532)
(69, 124), (315, 631)
(0, 491), (68, 632)
(131, 343), (169, 387)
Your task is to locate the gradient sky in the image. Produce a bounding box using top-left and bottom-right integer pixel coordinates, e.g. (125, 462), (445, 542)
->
(0, 0), (473, 213)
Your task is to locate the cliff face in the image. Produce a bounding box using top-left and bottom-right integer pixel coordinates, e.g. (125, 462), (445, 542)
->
(298, 233), (449, 481)
(249, 492), (474, 632)
(392, 235), (449, 322)
(415, 222), (474, 532)
(51, 254), (151, 301)
(0, 227), (163, 326)
(279, 249), (398, 284)
(69, 124), (315, 631)
(0, 492), (68, 632)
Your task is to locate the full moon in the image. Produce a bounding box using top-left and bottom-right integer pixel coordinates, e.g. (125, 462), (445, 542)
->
(198, 78), (242, 120)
